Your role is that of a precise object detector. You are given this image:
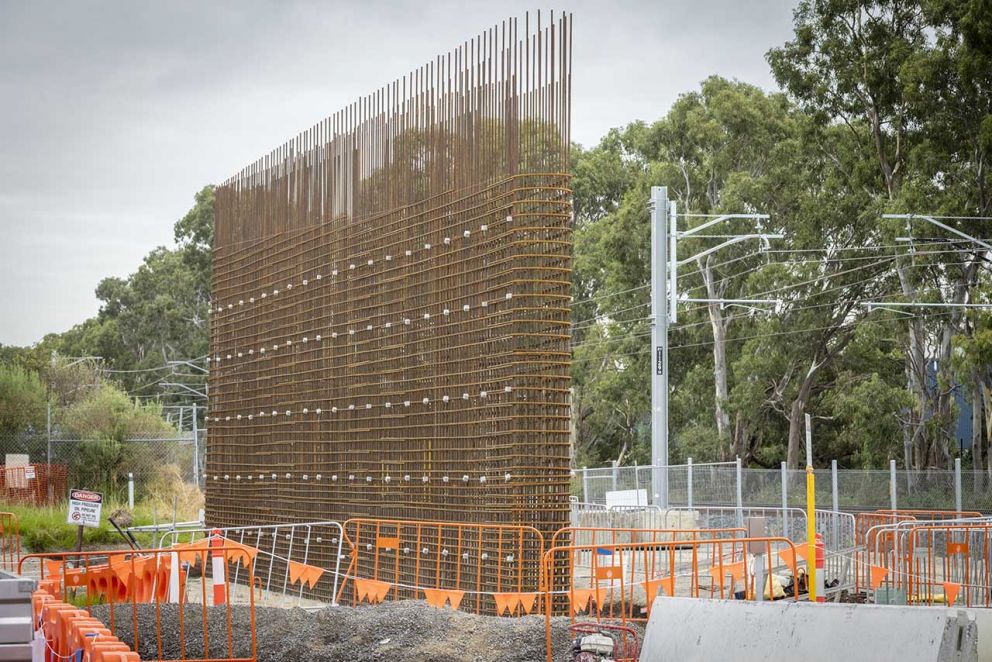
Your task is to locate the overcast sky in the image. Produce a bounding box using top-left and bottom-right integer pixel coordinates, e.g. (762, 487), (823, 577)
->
(0, 0), (798, 346)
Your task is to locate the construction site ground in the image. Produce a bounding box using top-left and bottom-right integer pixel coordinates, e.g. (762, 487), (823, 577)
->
(89, 601), (586, 662)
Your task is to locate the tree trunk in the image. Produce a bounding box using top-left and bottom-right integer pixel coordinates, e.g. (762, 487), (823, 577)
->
(972, 374), (983, 491)
(898, 266), (929, 469)
(699, 256), (731, 456)
(786, 360), (819, 469)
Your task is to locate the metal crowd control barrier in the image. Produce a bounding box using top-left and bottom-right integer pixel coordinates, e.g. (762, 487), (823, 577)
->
(339, 518), (545, 615)
(902, 522), (992, 607)
(161, 521), (345, 607)
(541, 537), (801, 662)
(20, 545), (258, 662)
(857, 515), (992, 599)
(0, 512), (20, 572)
(549, 526), (748, 619)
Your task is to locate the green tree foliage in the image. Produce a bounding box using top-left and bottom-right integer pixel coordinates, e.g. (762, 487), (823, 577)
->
(56, 186), (214, 404)
(0, 364), (46, 434)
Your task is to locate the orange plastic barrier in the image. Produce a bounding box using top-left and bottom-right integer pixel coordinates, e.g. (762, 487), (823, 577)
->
(32, 587), (139, 662)
(339, 518), (545, 615)
(541, 536), (801, 662)
(21, 544), (258, 662)
(0, 512), (20, 571)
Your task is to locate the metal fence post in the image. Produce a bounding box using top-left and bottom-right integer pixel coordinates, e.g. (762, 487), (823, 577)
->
(781, 461), (788, 538)
(831, 459), (839, 547)
(687, 457), (694, 510)
(890, 459), (897, 511)
(582, 466), (589, 503)
(128, 473), (134, 509)
(735, 457), (743, 528)
(633, 463), (641, 498)
(46, 402), (53, 504)
(955, 457), (962, 513)
(611, 460), (618, 493)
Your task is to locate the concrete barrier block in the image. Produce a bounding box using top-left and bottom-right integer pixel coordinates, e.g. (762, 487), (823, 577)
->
(640, 598), (978, 662)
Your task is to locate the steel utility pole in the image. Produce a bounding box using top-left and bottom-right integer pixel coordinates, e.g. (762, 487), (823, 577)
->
(650, 186), (670, 507)
(650, 187), (781, 507)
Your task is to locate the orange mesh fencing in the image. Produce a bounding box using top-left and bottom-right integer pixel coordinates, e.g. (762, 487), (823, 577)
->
(0, 464), (67, 506)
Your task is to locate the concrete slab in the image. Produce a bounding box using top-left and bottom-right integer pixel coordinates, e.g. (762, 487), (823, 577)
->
(640, 598), (978, 662)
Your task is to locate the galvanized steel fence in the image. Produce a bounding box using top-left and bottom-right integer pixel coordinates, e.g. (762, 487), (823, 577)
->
(575, 459), (992, 515)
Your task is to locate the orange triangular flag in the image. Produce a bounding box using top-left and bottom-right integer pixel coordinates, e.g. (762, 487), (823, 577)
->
(570, 588), (592, 614)
(709, 561), (745, 584)
(643, 576), (674, 604)
(943, 581), (961, 606)
(354, 578), (392, 604)
(777, 546), (809, 569)
(869, 565), (888, 590)
(517, 592), (538, 615)
(303, 565), (324, 589)
(422, 588), (464, 610)
(288, 560), (306, 585)
(222, 540), (258, 568)
(493, 592), (516, 615)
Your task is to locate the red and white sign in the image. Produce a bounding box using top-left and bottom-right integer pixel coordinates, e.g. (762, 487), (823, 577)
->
(67, 489), (103, 528)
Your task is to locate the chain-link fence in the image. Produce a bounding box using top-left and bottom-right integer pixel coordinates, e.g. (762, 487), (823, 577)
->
(0, 427), (204, 504)
(575, 459), (992, 514)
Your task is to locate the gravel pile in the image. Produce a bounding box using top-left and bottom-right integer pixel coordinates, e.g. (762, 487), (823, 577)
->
(89, 601), (578, 661)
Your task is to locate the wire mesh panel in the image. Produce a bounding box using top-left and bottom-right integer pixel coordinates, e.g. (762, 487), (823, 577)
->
(205, 14), (574, 598)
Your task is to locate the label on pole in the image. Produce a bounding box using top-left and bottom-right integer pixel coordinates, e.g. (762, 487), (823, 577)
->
(655, 347), (664, 375)
(67, 489), (103, 528)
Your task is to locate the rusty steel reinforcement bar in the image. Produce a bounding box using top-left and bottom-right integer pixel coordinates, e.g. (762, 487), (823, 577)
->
(206, 12), (573, 608)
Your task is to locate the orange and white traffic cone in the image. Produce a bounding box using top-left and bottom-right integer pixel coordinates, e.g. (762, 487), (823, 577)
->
(815, 533), (825, 603)
(210, 529), (227, 606)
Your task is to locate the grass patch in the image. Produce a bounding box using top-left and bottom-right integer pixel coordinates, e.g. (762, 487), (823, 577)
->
(1, 500), (193, 553)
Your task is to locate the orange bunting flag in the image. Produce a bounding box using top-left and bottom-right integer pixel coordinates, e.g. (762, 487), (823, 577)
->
(569, 587), (607, 615)
(493, 592), (540, 616)
(869, 565), (889, 590)
(943, 581), (961, 606)
(777, 546), (809, 569)
(170, 540), (210, 566)
(354, 578), (392, 604)
(643, 576), (675, 605)
(422, 588), (465, 610)
(709, 561), (745, 585)
(517, 592), (538, 615)
(226, 540), (259, 568)
(288, 561), (325, 589)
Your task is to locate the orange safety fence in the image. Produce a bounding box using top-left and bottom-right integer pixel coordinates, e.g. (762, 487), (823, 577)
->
(896, 522), (992, 607)
(338, 518), (545, 615)
(33, 587), (139, 662)
(20, 543), (258, 662)
(0, 512), (20, 571)
(540, 537), (801, 662)
(0, 463), (67, 506)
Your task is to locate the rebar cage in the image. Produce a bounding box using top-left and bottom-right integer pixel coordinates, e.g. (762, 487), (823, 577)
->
(206, 13), (573, 598)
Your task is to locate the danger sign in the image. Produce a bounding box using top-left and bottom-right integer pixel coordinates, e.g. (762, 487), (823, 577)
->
(67, 489), (103, 528)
